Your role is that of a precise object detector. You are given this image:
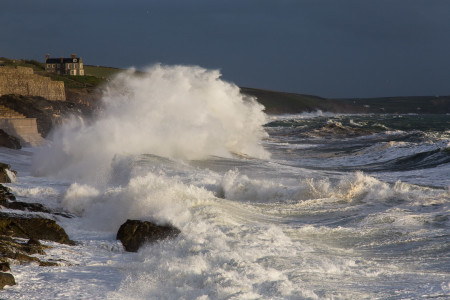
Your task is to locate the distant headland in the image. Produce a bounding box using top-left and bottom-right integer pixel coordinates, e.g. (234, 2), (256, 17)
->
(241, 87), (450, 115)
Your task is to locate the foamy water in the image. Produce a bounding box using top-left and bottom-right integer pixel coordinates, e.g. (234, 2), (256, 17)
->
(1, 66), (449, 299)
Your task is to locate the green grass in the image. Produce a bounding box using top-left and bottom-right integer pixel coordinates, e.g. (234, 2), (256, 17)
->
(0, 57), (45, 72)
(84, 65), (123, 78)
(41, 73), (105, 88)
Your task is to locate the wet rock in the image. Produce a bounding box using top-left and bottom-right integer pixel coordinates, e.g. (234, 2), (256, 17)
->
(0, 212), (75, 245)
(27, 238), (41, 246)
(0, 183), (73, 268)
(0, 184), (15, 205)
(39, 260), (59, 267)
(8, 252), (41, 264)
(0, 130), (21, 150)
(0, 272), (15, 289)
(0, 262), (10, 272)
(0, 163), (16, 183)
(0, 233), (45, 255)
(0, 231), (60, 267)
(0, 184), (72, 217)
(117, 219), (181, 252)
(4, 201), (53, 214)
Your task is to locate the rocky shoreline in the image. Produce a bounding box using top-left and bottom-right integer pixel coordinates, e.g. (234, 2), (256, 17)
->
(0, 162), (181, 290)
(0, 163), (73, 289)
(0, 90), (182, 291)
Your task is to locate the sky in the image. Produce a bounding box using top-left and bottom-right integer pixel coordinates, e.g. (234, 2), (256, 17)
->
(1, 0), (450, 98)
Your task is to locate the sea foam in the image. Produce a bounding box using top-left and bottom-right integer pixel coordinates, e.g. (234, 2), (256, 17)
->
(32, 65), (269, 183)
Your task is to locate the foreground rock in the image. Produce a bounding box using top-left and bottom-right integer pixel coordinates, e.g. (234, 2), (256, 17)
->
(0, 184), (72, 217)
(117, 219), (181, 252)
(0, 262), (14, 289)
(0, 212), (74, 245)
(0, 271), (15, 289)
(0, 212), (74, 288)
(0, 170), (75, 289)
(0, 130), (21, 150)
(0, 184), (15, 201)
(0, 163), (16, 183)
(0, 235), (55, 265)
(0, 183), (75, 270)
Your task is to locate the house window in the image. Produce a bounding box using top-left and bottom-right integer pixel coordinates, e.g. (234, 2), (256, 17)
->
(73, 59), (77, 62)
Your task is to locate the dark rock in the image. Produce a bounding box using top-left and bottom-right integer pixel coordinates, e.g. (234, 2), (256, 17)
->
(0, 184), (72, 217)
(0, 262), (10, 272)
(39, 260), (59, 267)
(0, 272), (15, 289)
(0, 187), (73, 267)
(20, 244), (46, 256)
(0, 212), (75, 245)
(9, 252), (41, 263)
(0, 129), (21, 149)
(27, 238), (41, 246)
(0, 234), (49, 264)
(4, 201), (53, 214)
(0, 184), (16, 205)
(117, 219), (181, 252)
(0, 226), (63, 266)
(0, 163), (16, 183)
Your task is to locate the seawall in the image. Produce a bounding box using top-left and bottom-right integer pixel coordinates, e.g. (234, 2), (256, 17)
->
(0, 118), (44, 147)
(0, 66), (65, 101)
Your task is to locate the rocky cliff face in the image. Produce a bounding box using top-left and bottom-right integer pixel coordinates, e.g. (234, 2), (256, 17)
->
(0, 67), (65, 101)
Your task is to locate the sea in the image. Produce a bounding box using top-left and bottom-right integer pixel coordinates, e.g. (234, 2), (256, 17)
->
(1, 65), (449, 299)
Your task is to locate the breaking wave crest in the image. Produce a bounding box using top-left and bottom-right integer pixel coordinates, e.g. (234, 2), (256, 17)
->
(32, 65), (269, 182)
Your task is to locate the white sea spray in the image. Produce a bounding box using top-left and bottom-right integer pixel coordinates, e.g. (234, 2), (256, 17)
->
(32, 65), (269, 183)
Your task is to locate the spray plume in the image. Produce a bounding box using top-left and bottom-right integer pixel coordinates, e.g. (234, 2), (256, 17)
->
(32, 65), (269, 182)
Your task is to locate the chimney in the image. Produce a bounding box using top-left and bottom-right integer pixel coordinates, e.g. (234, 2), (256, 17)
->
(45, 54), (50, 61)
(60, 56), (63, 63)
(71, 54), (76, 59)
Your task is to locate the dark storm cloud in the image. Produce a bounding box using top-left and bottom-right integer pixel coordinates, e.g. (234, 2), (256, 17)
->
(1, 0), (450, 97)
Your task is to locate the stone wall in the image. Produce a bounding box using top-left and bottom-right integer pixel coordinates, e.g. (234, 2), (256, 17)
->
(0, 118), (44, 147)
(0, 67), (65, 101)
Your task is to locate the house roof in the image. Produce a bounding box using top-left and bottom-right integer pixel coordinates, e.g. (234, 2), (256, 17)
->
(46, 57), (81, 64)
